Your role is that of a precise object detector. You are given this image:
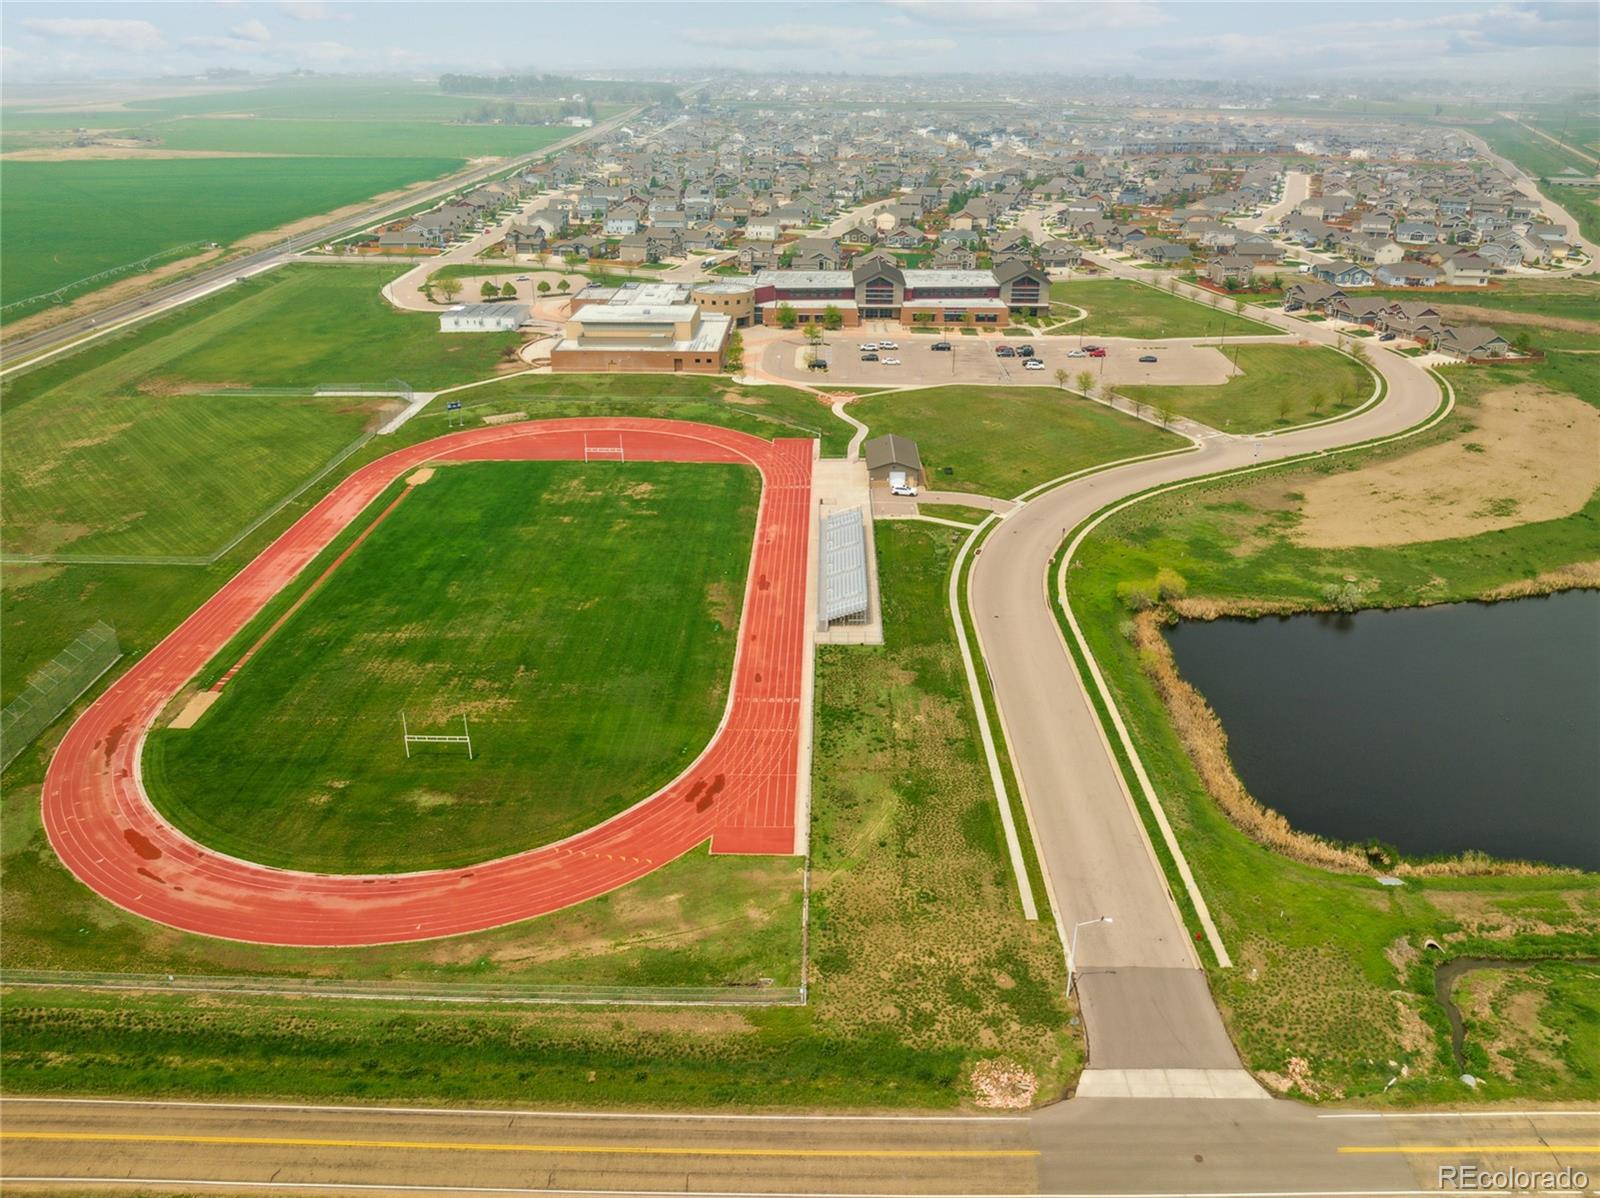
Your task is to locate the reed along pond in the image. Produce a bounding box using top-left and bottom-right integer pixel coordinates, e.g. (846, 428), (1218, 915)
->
(1163, 590), (1600, 871)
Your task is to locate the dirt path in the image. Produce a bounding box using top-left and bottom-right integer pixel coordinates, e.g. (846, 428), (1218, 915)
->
(1293, 384), (1600, 547)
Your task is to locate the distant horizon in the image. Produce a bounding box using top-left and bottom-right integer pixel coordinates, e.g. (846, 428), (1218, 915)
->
(3, 1), (1597, 88)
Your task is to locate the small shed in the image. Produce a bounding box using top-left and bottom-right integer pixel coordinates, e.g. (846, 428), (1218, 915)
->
(863, 434), (923, 487)
(439, 303), (530, 334)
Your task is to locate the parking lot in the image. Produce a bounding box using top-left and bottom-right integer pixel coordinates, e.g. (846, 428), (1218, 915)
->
(755, 331), (1244, 389)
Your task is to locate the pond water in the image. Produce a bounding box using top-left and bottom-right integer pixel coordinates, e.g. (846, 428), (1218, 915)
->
(1164, 590), (1600, 871)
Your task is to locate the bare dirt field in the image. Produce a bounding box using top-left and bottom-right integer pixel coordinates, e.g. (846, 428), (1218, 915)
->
(1293, 384), (1600, 547)
(1, 147), (287, 162)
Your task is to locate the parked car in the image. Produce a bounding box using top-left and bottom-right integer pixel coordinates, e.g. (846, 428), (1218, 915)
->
(1378, 332), (1397, 342)
(878, 340), (899, 350)
(1082, 345), (1103, 352)
(1015, 345), (1035, 358)
(880, 357), (901, 366)
(859, 342), (880, 352)
(995, 345), (1016, 357)
(1139, 354), (1158, 363)
(515, 275), (531, 281)
(1067, 349), (1087, 358)
(931, 341), (953, 351)
(1023, 359), (1046, 371)
(860, 352), (880, 362)
(1087, 348), (1107, 358)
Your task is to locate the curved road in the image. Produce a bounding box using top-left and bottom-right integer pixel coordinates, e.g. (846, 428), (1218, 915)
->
(42, 419), (811, 946)
(969, 259), (1446, 1085)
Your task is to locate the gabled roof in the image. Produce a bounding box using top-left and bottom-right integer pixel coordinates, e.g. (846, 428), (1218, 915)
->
(863, 434), (922, 473)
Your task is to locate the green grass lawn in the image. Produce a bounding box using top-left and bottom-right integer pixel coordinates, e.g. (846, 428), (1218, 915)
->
(1061, 355), (1600, 1103)
(0, 392), (378, 559)
(146, 461), (758, 873)
(155, 119), (569, 159)
(850, 385), (1183, 498)
(1049, 279), (1273, 339)
(0, 158), (458, 307)
(2, 523), (1077, 1111)
(1120, 345), (1372, 433)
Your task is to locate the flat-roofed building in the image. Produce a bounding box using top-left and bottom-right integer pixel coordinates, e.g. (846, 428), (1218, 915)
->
(748, 260), (1042, 327)
(439, 303), (530, 333)
(551, 281), (730, 374)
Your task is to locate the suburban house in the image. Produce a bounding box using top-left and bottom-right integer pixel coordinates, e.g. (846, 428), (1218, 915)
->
(1442, 254), (1493, 286)
(1206, 255), (1258, 287)
(1434, 324), (1510, 359)
(1311, 260), (1373, 287)
(1373, 261), (1442, 287)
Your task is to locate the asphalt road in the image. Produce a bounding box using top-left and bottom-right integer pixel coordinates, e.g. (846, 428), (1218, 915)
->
(0, 105), (646, 371)
(967, 255), (1447, 1086)
(5, 1096), (1596, 1195)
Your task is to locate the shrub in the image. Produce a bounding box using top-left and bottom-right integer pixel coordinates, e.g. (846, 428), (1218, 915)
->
(1116, 579), (1156, 611)
(1154, 568), (1188, 601)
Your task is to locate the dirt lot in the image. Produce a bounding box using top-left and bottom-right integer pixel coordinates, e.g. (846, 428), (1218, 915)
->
(755, 329), (1242, 390)
(1294, 384), (1600, 547)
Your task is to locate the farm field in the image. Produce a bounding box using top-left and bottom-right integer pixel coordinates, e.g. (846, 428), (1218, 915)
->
(850, 384), (1183, 498)
(153, 118), (570, 160)
(1063, 351), (1600, 1104)
(146, 461), (759, 874)
(2, 520), (1076, 1109)
(0, 157), (458, 308)
(1119, 344), (1371, 432)
(1050, 278), (1274, 339)
(1, 266), (516, 558)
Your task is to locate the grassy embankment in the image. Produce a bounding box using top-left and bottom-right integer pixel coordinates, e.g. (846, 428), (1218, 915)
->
(850, 384), (1183, 499)
(146, 461), (757, 873)
(1060, 351), (1600, 1102)
(3, 523), (1078, 1109)
(1119, 344), (1371, 433)
(1048, 278), (1276, 339)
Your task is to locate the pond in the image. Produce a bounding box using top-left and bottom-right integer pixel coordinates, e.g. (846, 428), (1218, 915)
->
(1164, 590), (1600, 871)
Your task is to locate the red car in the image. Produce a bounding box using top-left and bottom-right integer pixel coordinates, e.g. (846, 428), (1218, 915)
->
(1087, 348), (1108, 358)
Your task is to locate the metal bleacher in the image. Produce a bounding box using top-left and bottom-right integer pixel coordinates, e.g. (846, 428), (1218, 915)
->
(819, 507), (870, 626)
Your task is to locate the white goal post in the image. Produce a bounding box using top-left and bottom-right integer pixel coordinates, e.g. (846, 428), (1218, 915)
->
(401, 711), (474, 760)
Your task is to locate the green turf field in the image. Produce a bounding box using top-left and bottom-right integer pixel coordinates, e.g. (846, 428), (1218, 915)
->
(0, 158), (458, 307)
(145, 460), (759, 873)
(1, 266), (516, 558)
(1050, 278), (1274, 339)
(1119, 345), (1371, 432)
(0, 392), (379, 559)
(850, 384), (1183, 498)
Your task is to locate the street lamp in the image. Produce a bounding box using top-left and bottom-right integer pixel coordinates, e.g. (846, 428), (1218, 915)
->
(1067, 915), (1112, 997)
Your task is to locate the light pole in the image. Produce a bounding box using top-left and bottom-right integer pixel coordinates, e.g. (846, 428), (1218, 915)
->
(1067, 915), (1112, 997)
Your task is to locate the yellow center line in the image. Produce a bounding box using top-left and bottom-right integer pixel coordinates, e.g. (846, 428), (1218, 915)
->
(0, 1131), (1036, 1160)
(1340, 1144), (1600, 1155)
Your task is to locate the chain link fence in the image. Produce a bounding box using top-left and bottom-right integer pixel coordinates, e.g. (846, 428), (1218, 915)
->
(1, 623), (121, 771)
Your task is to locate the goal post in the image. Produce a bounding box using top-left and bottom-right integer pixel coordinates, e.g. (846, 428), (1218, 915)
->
(400, 711), (474, 760)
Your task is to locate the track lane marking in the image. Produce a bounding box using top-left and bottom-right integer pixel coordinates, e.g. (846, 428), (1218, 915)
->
(0, 1131), (1036, 1159)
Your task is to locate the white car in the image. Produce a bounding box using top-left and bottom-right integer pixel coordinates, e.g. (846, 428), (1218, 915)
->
(859, 342), (880, 352)
(1067, 348), (1087, 358)
(889, 483), (917, 497)
(880, 357), (901, 366)
(1024, 359), (1046, 370)
(878, 340), (899, 350)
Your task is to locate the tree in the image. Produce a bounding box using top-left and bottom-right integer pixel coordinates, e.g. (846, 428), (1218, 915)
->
(1233, 297), (1246, 318)
(1511, 330), (1533, 355)
(776, 304), (798, 330)
(480, 280), (498, 301)
(1055, 368), (1070, 389)
(802, 323), (824, 346)
(501, 281), (517, 299)
(1277, 392), (1292, 423)
(1166, 277), (1180, 294)
(1310, 389), (1327, 416)
(1158, 403), (1175, 427)
(537, 280), (551, 294)
(437, 276), (462, 303)
(822, 304), (843, 331)
(557, 278), (570, 292)
(1076, 369), (1096, 397)
(724, 329), (744, 373)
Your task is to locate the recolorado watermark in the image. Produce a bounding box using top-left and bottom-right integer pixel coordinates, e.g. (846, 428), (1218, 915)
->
(1439, 1163), (1590, 1191)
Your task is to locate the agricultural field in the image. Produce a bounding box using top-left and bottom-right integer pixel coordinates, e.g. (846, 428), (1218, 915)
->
(1119, 344), (1372, 432)
(153, 119), (570, 160)
(2, 522), (1078, 1109)
(147, 460), (759, 874)
(1062, 350), (1600, 1102)
(1050, 278), (1274, 340)
(850, 384), (1183, 498)
(0, 266), (516, 558)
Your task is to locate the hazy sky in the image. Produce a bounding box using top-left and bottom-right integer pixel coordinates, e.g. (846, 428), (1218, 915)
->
(4, 1), (1597, 86)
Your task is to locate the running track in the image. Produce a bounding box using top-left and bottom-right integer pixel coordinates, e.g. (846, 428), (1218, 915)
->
(42, 419), (814, 946)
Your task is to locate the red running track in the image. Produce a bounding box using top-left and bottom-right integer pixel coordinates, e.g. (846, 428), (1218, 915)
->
(42, 418), (813, 946)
